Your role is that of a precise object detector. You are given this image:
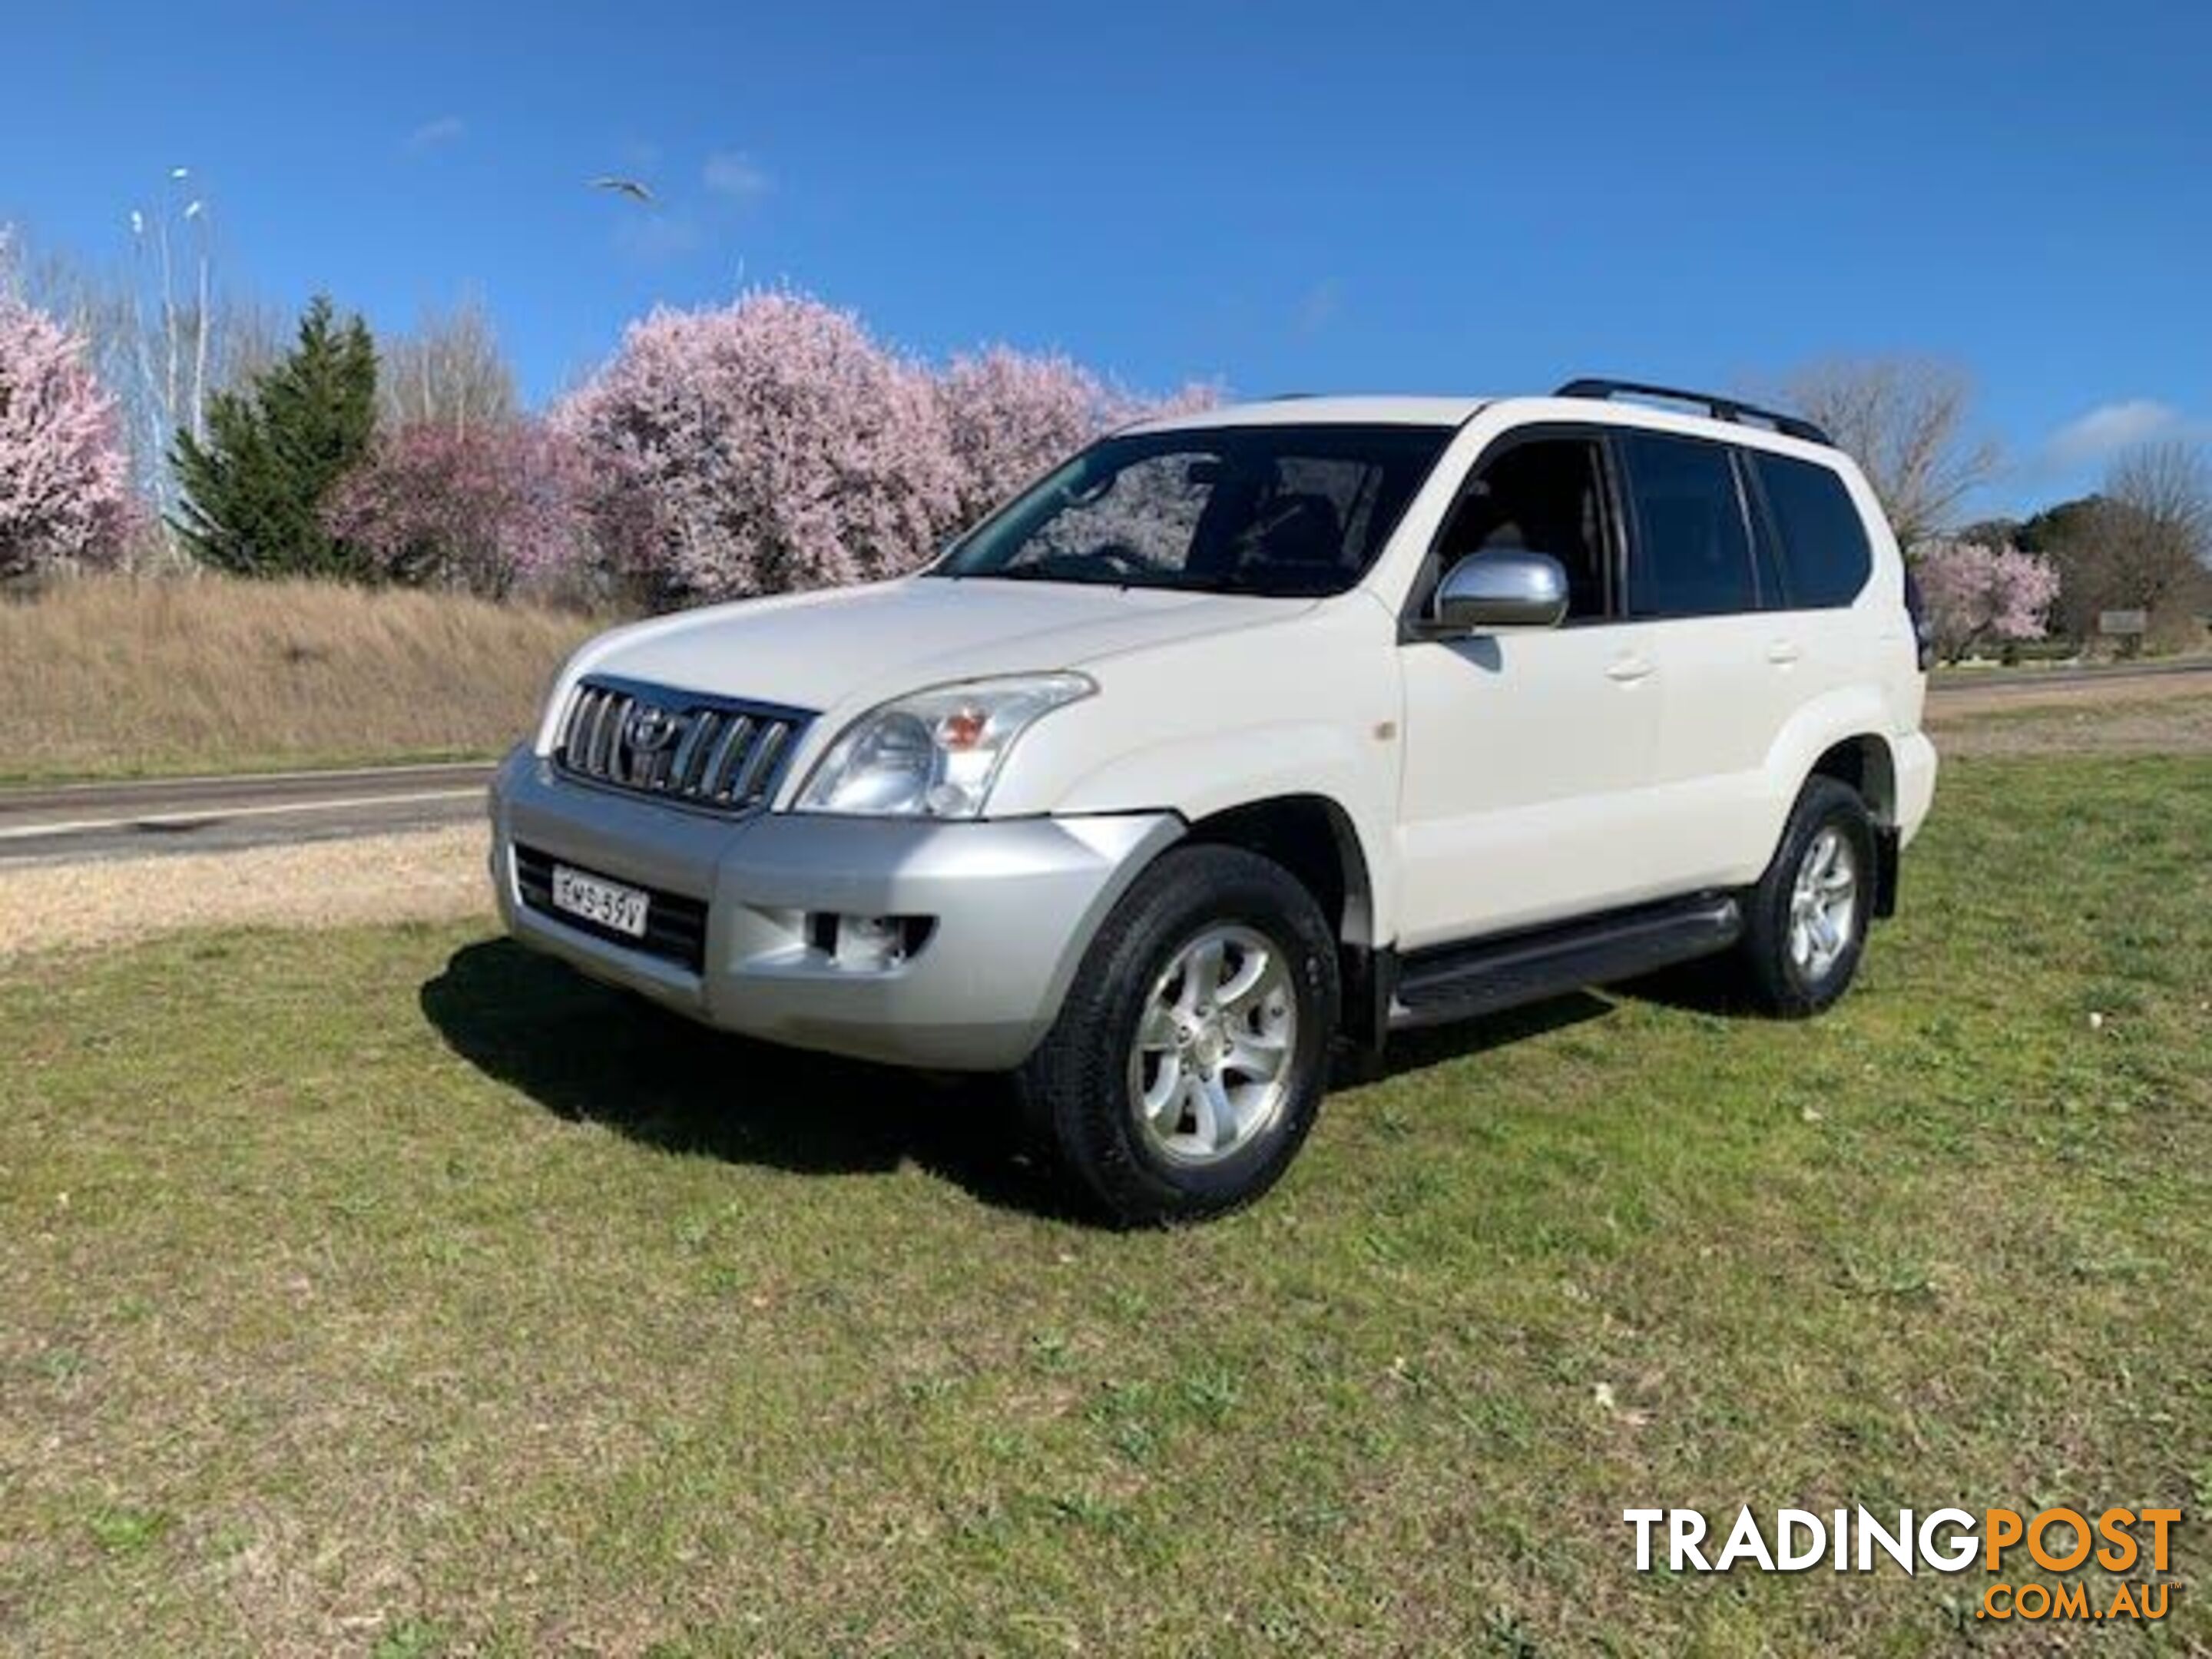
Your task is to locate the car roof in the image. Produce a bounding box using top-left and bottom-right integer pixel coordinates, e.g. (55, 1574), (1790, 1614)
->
(1127, 392), (1845, 465)
(1121, 394), (1489, 432)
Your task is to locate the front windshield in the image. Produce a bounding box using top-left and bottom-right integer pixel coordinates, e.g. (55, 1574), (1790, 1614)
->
(929, 422), (1452, 597)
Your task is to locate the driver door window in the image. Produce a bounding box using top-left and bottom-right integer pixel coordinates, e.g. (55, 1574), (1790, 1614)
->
(1431, 435), (1616, 621)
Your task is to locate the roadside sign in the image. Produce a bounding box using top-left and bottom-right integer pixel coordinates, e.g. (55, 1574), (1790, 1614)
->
(2098, 609), (2149, 637)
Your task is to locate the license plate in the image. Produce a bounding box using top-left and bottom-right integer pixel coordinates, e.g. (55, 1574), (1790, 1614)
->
(550, 864), (650, 939)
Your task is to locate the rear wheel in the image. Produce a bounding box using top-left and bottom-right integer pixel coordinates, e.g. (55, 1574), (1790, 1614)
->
(1016, 845), (1338, 1225)
(1736, 776), (1876, 1017)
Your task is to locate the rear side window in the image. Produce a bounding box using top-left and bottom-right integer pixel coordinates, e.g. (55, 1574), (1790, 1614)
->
(1620, 432), (1757, 618)
(1753, 453), (1873, 608)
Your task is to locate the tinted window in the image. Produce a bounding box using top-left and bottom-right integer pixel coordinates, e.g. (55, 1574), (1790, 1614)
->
(1621, 433), (1757, 618)
(1754, 452), (1873, 608)
(1436, 436), (1613, 621)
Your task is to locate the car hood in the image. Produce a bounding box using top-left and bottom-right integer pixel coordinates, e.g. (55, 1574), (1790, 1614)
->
(566, 576), (1315, 716)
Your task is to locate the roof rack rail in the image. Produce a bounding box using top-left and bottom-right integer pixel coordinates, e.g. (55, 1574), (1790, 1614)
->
(1552, 378), (1832, 447)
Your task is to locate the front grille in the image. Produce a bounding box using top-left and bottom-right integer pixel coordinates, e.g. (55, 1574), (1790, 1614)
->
(553, 675), (812, 813)
(513, 843), (707, 973)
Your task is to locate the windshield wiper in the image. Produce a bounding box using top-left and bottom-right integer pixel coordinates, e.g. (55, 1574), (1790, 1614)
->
(1173, 568), (1336, 598)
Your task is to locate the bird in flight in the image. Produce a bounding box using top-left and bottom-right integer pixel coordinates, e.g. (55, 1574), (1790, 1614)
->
(590, 176), (656, 204)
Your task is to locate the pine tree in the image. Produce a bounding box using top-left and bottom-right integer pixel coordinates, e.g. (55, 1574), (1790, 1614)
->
(170, 296), (377, 577)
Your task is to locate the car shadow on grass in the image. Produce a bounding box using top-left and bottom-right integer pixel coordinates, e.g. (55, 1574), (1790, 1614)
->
(1331, 955), (1755, 1088)
(1343, 990), (1618, 1087)
(419, 939), (1083, 1221)
(422, 940), (1737, 1217)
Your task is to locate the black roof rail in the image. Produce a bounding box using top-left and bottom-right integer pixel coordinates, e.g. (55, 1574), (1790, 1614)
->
(1552, 377), (1832, 447)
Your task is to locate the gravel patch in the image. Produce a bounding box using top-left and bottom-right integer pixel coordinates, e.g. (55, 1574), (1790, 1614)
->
(1926, 682), (2212, 757)
(0, 824), (489, 960)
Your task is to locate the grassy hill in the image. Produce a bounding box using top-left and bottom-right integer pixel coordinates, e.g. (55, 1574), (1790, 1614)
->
(0, 576), (604, 783)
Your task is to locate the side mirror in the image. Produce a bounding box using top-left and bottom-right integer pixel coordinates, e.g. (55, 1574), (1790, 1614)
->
(1429, 551), (1570, 634)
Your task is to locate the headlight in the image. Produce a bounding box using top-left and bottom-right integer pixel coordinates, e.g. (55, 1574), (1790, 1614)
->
(795, 673), (1095, 819)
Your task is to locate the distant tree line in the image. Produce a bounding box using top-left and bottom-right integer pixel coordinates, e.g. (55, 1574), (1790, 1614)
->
(1963, 442), (2212, 651)
(2, 196), (2207, 652)
(3, 213), (1210, 605)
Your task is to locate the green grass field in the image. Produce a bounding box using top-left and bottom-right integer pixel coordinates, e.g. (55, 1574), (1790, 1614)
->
(3, 755), (2207, 1655)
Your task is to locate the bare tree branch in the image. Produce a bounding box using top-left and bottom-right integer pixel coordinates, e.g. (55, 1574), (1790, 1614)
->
(2092, 440), (2211, 616)
(2106, 440), (2212, 554)
(1763, 356), (2001, 547)
(6, 194), (267, 528)
(378, 296), (515, 438)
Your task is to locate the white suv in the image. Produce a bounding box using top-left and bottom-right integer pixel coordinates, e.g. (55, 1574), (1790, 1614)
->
(490, 379), (1938, 1224)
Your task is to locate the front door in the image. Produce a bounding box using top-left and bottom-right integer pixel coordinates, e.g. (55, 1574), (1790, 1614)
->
(1394, 430), (1667, 949)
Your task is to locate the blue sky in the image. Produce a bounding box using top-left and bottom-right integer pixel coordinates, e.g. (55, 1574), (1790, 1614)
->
(4, 0), (2206, 513)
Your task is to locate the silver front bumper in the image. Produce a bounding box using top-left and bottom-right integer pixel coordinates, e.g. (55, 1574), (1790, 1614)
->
(488, 748), (1181, 1070)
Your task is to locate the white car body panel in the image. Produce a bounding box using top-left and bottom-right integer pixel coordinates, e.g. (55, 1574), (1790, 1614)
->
(1394, 618), (1669, 948)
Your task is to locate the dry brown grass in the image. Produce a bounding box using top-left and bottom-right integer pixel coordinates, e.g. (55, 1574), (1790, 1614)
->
(0, 575), (604, 783)
(1926, 679), (2212, 757)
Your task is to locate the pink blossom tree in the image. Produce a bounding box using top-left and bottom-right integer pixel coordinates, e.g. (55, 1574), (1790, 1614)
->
(558, 290), (961, 604)
(935, 346), (1224, 529)
(936, 348), (1124, 526)
(1912, 538), (2061, 663)
(0, 295), (133, 579)
(321, 417), (594, 599)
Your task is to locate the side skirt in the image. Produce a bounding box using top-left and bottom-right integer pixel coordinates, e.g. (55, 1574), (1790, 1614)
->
(1384, 892), (1743, 1033)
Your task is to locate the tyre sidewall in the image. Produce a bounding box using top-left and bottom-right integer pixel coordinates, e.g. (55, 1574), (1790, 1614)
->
(1751, 777), (1876, 1014)
(1035, 846), (1339, 1224)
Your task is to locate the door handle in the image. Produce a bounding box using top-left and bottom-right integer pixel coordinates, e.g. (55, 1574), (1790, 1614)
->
(1766, 641), (1803, 665)
(1606, 655), (1655, 684)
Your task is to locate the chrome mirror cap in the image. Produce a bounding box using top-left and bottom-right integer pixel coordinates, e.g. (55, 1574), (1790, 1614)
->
(1430, 551), (1571, 633)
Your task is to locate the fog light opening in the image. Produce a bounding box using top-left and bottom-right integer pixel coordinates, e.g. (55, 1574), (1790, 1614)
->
(819, 913), (934, 970)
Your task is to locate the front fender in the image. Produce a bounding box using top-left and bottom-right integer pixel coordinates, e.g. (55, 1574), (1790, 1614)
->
(1041, 720), (1398, 946)
(983, 596), (1406, 945)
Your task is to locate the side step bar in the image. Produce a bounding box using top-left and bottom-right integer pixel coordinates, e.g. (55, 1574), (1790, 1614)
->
(1388, 892), (1743, 1031)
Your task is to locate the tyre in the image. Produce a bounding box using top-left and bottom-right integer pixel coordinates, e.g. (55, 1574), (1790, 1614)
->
(1736, 775), (1877, 1018)
(1016, 844), (1339, 1226)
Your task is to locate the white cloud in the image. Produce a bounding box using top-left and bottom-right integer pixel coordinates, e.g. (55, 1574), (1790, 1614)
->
(406, 114), (466, 154)
(703, 151), (771, 202)
(2041, 399), (2183, 470)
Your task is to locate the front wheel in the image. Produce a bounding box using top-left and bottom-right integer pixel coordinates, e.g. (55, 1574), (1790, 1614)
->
(1735, 775), (1877, 1017)
(1016, 845), (1339, 1225)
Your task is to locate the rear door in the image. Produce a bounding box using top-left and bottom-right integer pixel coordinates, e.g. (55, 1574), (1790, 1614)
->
(1614, 429), (1783, 889)
(1743, 446), (1880, 717)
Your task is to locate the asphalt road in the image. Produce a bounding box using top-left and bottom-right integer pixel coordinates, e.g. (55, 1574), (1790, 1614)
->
(2, 658), (2207, 864)
(0, 761), (492, 866)
(1930, 656), (2212, 690)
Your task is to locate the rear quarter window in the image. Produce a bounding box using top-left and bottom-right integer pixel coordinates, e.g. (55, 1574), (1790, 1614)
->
(1753, 452), (1873, 608)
